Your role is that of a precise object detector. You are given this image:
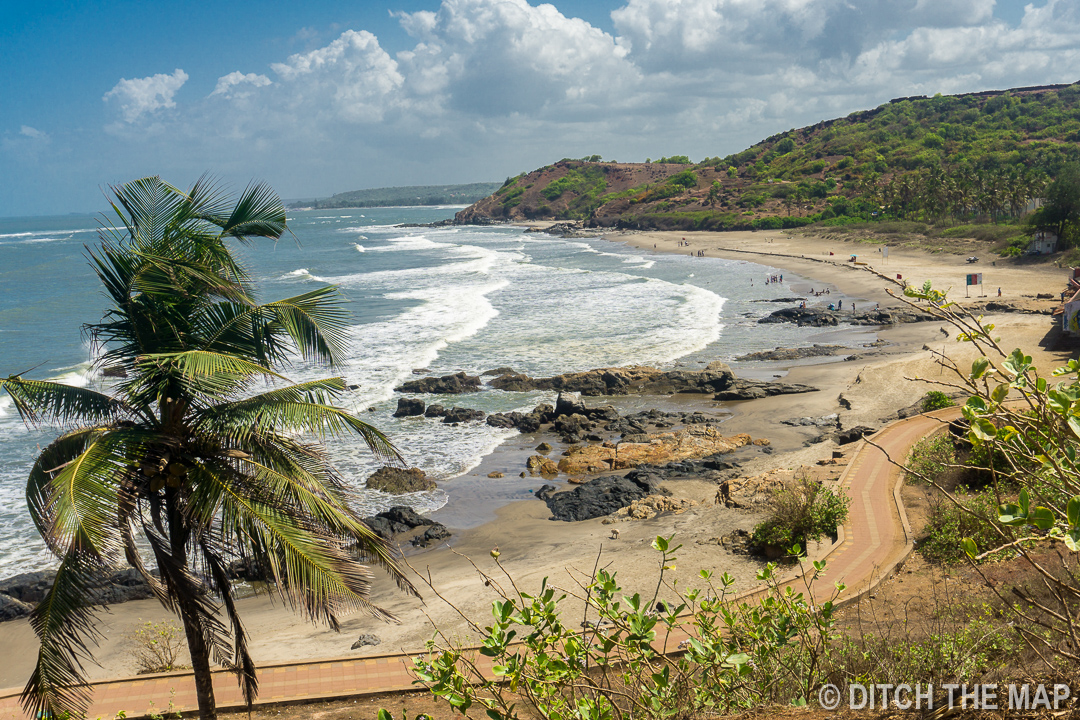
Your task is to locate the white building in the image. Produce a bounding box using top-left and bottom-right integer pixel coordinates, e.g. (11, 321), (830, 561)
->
(1030, 230), (1058, 255)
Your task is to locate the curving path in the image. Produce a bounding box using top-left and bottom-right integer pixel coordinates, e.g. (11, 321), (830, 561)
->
(0, 408), (957, 720)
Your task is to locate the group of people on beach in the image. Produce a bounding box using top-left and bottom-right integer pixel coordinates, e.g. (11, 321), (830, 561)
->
(808, 287), (830, 296)
(764, 274), (783, 284)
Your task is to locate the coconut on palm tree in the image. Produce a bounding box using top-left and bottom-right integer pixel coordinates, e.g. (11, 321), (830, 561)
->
(0, 176), (415, 720)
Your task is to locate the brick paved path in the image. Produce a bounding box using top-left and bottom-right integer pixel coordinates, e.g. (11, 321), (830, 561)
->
(0, 409), (955, 720)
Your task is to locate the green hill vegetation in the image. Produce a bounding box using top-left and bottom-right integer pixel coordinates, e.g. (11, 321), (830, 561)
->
(297, 182), (501, 209)
(456, 82), (1080, 250)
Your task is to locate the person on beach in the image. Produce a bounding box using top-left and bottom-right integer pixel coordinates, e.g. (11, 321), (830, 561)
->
(837, 299), (842, 310)
(998, 287), (1002, 297)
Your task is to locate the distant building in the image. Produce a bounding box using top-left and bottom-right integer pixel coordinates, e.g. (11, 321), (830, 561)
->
(1030, 230), (1058, 255)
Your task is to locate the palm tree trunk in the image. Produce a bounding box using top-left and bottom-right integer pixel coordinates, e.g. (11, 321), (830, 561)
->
(179, 602), (218, 720)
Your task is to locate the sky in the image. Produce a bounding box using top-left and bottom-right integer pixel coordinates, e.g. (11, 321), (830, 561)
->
(1, 0), (1078, 216)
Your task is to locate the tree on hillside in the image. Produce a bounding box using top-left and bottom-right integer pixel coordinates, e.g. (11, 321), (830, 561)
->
(1035, 162), (1080, 245)
(1, 176), (415, 720)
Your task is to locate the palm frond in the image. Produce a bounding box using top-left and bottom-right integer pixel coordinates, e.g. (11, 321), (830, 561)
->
(25, 427), (145, 557)
(201, 543), (258, 705)
(21, 538), (109, 720)
(194, 386), (401, 464)
(217, 181), (288, 243)
(1, 377), (135, 427)
(258, 287), (351, 366)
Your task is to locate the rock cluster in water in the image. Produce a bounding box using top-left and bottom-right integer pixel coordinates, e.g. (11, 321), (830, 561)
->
(365, 466), (438, 493)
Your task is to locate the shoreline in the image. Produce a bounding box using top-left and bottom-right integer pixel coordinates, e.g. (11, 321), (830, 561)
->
(0, 226), (1071, 689)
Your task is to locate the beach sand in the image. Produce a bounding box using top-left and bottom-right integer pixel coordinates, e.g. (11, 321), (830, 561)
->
(0, 227), (1072, 690)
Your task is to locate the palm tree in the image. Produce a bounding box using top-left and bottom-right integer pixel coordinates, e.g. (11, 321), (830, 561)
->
(1, 176), (415, 720)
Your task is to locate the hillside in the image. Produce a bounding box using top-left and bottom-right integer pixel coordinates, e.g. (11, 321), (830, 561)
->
(456, 81), (1080, 232)
(296, 182), (501, 209)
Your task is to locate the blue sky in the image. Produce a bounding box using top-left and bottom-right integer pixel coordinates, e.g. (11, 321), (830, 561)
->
(1, 0), (1076, 216)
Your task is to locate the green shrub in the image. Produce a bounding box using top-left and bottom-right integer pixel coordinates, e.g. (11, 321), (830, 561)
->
(129, 621), (186, 674)
(752, 477), (850, 552)
(920, 489), (1002, 564)
(921, 391), (955, 412)
(905, 432), (956, 485)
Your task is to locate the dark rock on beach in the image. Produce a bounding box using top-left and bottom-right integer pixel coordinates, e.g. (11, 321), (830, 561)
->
(759, 306), (935, 327)
(736, 345), (846, 362)
(393, 398), (426, 417)
(0, 593), (32, 620)
(544, 469), (671, 522)
(441, 407), (486, 424)
(365, 466), (438, 493)
(361, 505), (451, 548)
(395, 371), (481, 394)
(713, 380), (818, 401)
(837, 425), (876, 444)
(488, 362), (736, 396)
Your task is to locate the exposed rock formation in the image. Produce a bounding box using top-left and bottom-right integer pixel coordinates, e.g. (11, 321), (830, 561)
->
(393, 398), (426, 417)
(609, 495), (697, 520)
(759, 307), (934, 327)
(713, 380), (818, 401)
(736, 345), (846, 362)
(544, 469), (670, 522)
(441, 407), (486, 424)
(557, 427), (754, 474)
(365, 467), (438, 493)
(361, 506), (451, 548)
(488, 362), (736, 396)
(394, 372), (482, 394)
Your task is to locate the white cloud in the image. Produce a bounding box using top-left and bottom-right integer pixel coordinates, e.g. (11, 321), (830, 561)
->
(103, 69), (188, 123)
(270, 30), (404, 122)
(210, 71), (272, 98)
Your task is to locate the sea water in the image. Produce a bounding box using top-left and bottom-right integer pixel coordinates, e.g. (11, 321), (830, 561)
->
(0, 206), (859, 574)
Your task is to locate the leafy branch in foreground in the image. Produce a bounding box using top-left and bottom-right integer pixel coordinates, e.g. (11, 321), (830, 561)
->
(407, 537), (844, 720)
(890, 281), (1080, 664)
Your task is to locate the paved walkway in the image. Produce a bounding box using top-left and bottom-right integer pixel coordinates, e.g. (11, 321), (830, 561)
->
(0, 409), (955, 720)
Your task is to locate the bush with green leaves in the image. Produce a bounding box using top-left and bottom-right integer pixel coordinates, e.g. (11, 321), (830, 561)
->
(920, 489), (1003, 564)
(750, 477), (850, 554)
(130, 621), (186, 675)
(921, 390), (955, 412)
(410, 537), (844, 719)
(899, 280), (1080, 663)
(905, 432), (956, 486)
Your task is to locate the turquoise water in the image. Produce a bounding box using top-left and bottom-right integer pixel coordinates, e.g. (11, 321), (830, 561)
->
(0, 206), (857, 574)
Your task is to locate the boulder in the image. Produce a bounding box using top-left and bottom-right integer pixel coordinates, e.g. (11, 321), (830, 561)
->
(485, 412), (521, 429)
(441, 407), (486, 424)
(487, 471), (505, 478)
(425, 404), (448, 418)
(488, 364), (736, 396)
(526, 455), (559, 475)
(535, 442), (553, 453)
(351, 633), (381, 649)
(736, 345), (845, 362)
(0, 593), (32, 621)
(365, 467), (437, 493)
(544, 470), (670, 522)
(837, 426), (875, 444)
(481, 366), (516, 376)
(394, 372), (482, 394)
(411, 523), (452, 547)
(393, 398), (426, 417)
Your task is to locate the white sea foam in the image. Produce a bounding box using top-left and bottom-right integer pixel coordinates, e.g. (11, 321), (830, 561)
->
(282, 268), (312, 279)
(353, 244), (365, 252)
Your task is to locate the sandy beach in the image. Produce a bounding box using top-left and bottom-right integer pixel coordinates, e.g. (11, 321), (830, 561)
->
(0, 227), (1072, 691)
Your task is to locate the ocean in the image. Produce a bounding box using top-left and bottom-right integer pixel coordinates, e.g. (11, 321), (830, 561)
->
(0, 206), (864, 575)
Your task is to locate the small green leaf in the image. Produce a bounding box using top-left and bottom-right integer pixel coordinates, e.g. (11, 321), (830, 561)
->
(991, 384), (1009, 404)
(1019, 489), (1031, 515)
(1068, 496), (1080, 529)
(1065, 530), (1080, 552)
(998, 503), (1027, 526)
(961, 538), (978, 558)
(378, 710), (393, 720)
(970, 418), (997, 441)
(1029, 507), (1056, 531)
(971, 357), (990, 379)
